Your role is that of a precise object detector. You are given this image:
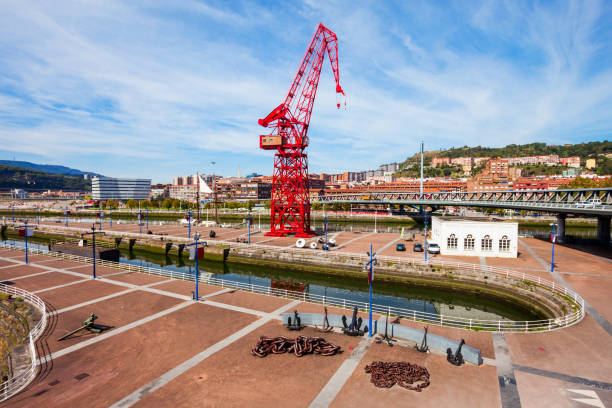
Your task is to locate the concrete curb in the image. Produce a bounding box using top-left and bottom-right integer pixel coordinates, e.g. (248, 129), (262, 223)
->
(281, 313), (483, 365)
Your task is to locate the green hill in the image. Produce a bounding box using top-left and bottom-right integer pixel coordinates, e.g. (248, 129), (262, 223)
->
(399, 141), (611, 173)
(0, 165), (91, 191)
(434, 141), (610, 159)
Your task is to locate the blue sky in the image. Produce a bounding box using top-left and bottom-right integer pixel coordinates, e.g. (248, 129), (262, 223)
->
(0, 0), (611, 183)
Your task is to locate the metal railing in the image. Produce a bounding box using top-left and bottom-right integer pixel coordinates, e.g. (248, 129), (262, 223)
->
(0, 241), (584, 333)
(0, 283), (47, 402)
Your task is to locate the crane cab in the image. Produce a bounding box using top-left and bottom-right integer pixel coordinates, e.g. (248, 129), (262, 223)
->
(260, 135), (283, 150)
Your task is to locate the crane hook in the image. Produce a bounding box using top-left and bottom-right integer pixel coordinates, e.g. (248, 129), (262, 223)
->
(336, 92), (347, 110)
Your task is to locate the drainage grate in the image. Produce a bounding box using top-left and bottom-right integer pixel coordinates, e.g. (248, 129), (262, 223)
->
(74, 373), (89, 381)
(48, 380), (60, 386)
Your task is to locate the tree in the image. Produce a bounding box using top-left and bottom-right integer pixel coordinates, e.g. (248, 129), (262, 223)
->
(162, 198), (173, 209)
(566, 177), (612, 188)
(126, 199), (137, 209)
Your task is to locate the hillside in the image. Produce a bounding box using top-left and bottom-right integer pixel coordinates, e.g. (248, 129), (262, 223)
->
(0, 165), (91, 191)
(435, 141), (610, 159)
(0, 160), (102, 177)
(399, 141), (611, 170)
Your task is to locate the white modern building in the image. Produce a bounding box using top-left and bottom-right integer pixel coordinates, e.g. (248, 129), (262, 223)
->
(11, 189), (27, 199)
(430, 216), (518, 258)
(91, 177), (151, 201)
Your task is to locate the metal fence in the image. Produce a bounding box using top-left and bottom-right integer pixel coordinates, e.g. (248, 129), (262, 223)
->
(0, 283), (47, 402)
(0, 240), (584, 334)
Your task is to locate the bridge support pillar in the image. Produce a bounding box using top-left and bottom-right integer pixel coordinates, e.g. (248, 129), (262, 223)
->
(597, 216), (611, 246)
(399, 204), (405, 215)
(556, 214), (566, 244)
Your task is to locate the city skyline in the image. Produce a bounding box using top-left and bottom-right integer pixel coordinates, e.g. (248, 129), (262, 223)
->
(1, 1), (611, 183)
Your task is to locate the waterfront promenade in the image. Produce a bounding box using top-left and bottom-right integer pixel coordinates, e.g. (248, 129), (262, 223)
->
(0, 228), (611, 407)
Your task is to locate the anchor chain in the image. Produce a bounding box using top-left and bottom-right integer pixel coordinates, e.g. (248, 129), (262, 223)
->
(364, 361), (430, 392)
(251, 336), (342, 358)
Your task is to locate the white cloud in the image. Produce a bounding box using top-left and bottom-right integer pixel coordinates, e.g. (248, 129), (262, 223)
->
(0, 0), (610, 181)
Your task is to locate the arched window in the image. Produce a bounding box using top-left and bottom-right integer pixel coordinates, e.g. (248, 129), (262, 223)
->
(464, 234), (474, 250)
(481, 235), (492, 251)
(447, 234), (458, 249)
(499, 235), (510, 252)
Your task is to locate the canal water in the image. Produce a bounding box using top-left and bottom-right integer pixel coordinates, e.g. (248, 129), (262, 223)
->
(2, 237), (544, 323)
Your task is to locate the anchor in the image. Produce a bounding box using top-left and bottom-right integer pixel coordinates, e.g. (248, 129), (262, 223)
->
(58, 313), (111, 341)
(342, 307), (367, 336)
(446, 339), (465, 366)
(376, 309), (395, 347)
(286, 310), (303, 331)
(319, 307), (333, 333)
(414, 326), (429, 353)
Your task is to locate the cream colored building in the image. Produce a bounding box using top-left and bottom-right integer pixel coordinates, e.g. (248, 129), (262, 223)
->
(431, 216), (518, 258)
(585, 158), (597, 169)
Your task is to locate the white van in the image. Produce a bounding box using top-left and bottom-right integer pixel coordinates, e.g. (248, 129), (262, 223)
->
(580, 199), (603, 208)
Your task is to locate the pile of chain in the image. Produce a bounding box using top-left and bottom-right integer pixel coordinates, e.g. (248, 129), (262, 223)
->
(251, 336), (341, 358)
(364, 361), (430, 392)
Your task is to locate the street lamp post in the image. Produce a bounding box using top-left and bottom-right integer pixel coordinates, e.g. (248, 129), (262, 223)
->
(424, 213), (428, 262)
(185, 232), (202, 300)
(146, 208), (149, 231)
(365, 244), (377, 337)
(110, 208), (112, 227)
(324, 212), (328, 253)
(248, 210), (251, 244)
(188, 209), (191, 238)
(138, 212), (142, 234)
(550, 222), (557, 273)
(374, 211), (377, 234)
(36, 206), (39, 225)
(83, 225), (104, 279)
(16, 221), (30, 264)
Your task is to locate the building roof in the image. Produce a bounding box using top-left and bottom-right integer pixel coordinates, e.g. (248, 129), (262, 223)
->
(433, 216), (517, 224)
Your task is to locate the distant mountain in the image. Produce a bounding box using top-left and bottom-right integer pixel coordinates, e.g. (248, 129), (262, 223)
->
(0, 164), (91, 191)
(0, 160), (103, 177)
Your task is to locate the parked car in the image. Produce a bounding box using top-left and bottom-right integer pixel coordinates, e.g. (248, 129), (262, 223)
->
(427, 243), (440, 254)
(413, 243), (424, 252)
(396, 243), (406, 252)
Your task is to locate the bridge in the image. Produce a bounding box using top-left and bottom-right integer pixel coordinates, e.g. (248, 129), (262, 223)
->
(313, 187), (612, 244)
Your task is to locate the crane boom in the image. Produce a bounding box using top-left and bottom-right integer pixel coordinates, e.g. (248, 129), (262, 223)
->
(259, 23), (345, 237)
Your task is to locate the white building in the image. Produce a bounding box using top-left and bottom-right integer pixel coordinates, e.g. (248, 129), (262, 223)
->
(91, 177), (151, 201)
(11, 189), (27, 199)
(431, 216), (518, 258)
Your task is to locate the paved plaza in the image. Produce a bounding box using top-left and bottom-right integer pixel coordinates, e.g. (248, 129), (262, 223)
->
(1, 224), (612, 407)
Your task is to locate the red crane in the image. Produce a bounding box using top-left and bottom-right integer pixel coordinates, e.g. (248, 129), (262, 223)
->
(259, 23), (345, 237)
